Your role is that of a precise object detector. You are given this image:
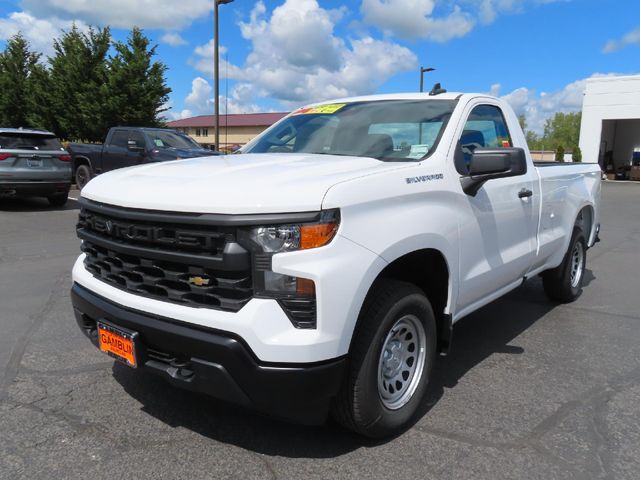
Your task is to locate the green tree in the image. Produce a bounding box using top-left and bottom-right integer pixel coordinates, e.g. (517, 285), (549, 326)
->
(518, 114), (527, 132)
(106, 27), (171, 127)
(25, 63), (54, 129)
(555, 144), (565, 162)
(543, 112), (582, 152)
(0, 34), (43, 127)
(48, 25), (111, 141)
(525, 130), (543, 151)
(572, 146), (582, 163)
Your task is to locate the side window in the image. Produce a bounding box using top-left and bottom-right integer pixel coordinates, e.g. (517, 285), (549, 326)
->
(455, 105), (512, 174)
(110, 130), (128, 149)
(129, 131), (145, 149)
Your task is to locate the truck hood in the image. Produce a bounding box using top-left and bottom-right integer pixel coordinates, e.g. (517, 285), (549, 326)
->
(81, 153), (405, 214)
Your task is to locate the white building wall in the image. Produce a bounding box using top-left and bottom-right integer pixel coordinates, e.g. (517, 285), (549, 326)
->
(579, 75), (640, 165)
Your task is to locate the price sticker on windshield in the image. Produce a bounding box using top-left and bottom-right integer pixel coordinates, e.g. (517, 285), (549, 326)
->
(292, 103), (347, 115)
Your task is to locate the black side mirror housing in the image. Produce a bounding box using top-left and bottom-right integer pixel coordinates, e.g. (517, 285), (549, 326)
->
(460, 148), (527, 196)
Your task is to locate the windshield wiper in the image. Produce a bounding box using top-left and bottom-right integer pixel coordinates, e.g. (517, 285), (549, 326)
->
(306, 151), (359, 157)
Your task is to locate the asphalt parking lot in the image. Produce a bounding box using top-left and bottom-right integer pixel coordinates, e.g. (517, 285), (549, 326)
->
(1, 182), (639, 480)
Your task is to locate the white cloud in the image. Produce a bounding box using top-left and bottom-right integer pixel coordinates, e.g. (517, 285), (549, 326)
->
(603, 27), (640, 53)
(361, 0), (569, 41)
(225, 0), (416, 106)
(20, 0), (212, 30)
(189, 39), (241, 79)
(161, 32), (187, 47)
(496, 73), (622, 134)
(179, 76), (263, 116)
(0, 11), (87, 56)
(361, 0), (474, 42)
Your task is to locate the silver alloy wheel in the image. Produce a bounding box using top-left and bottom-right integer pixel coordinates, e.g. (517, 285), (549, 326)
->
(377, 314), (427, 410)
(570, 241), (585, 288)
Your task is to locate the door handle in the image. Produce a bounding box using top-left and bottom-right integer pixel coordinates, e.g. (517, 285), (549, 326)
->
(518, 188), (533, 199)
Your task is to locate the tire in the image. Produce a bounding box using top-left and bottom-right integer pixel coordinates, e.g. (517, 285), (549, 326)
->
(48, 192), (68, 207)
(75, 164), (92, 191)
(542, 227), (587, 302)
(332, 279), (437, 438)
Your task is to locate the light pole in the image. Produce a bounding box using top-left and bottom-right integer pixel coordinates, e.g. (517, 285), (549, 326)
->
(215, 0), (234, 151)
(419, 66), (435, 93)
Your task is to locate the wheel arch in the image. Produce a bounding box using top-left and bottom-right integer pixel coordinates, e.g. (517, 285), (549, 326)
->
(349, 248), (454, 356)
(72, 156), (92, 173)
(575, 203), (596, 246)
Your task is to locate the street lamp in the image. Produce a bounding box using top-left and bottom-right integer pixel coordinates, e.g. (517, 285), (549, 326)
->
(419, 66), (435, 93)
(215, 0), (234, 152)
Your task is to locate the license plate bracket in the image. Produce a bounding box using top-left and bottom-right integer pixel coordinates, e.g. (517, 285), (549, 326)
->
(97, 321), (138, 368)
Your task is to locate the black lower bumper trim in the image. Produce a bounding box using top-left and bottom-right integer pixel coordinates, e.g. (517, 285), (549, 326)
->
(71, 283), (346, 424)
(0, 181), (71, 197)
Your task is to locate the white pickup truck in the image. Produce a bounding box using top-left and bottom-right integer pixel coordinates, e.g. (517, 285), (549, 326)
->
(71, 91), (601, 437)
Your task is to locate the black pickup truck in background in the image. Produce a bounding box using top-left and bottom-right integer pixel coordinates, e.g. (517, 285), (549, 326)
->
(69, 127), (217, 190)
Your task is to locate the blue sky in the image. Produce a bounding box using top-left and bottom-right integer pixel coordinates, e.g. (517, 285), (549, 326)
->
(0, 0), (638, 132)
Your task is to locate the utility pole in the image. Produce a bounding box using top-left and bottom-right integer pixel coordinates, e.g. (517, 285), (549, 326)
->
(418, 66), (435, 143)
(419, 66), (435, 93)
(214, 0), (234, 151)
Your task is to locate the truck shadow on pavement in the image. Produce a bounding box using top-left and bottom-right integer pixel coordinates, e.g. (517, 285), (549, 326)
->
(112, 275), (590, 458)
(0, 196), (79, 212)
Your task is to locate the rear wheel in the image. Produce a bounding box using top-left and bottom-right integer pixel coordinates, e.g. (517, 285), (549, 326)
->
(542, 227), (587, 302)
(332, 279), (437, 438)
(75, 164), (92, 191)
(48, 192), (68, 207)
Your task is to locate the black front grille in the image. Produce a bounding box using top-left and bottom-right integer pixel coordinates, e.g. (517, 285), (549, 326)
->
(78, 209), (227, 256)
(77, 200), (253, 311)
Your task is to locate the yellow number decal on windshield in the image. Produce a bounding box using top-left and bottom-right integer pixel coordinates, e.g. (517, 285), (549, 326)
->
(292, 103), (347, 115)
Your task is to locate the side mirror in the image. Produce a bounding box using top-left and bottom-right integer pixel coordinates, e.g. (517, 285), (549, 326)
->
(127, 140), (144, 153)
(460, 148), (527, 196)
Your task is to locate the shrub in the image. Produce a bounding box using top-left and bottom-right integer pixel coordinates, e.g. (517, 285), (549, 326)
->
(555, 145), (565, 162)
(572, 146), (582, 163)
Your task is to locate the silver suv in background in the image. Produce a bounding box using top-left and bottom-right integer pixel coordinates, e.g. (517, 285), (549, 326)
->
(0, 129), (72, 207)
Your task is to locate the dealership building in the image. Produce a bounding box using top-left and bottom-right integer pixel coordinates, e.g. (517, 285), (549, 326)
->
(579, 75), (640, 176)
(167, 112), (288, 151)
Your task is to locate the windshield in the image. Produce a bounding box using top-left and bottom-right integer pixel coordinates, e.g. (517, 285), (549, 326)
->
(0, 133), (64, 151)
(243, 99), (457, 161)
(146, 130), (202, 150)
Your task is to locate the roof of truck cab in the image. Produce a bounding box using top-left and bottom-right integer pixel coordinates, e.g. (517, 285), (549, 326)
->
(0, 128), (56, 135)
(304, 92), (466, 106)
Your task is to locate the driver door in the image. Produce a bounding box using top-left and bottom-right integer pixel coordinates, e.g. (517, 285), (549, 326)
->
(454, 103), (539, 313)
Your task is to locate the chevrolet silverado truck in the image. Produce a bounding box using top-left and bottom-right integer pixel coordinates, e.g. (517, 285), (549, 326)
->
(69, 127), (214, 190)
(0, 128), (72, 206)
(71, 92), (601, 438)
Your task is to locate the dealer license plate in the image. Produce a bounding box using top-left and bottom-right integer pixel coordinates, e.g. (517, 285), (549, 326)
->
(97, 321), (138, 368)
(27, 158), (43, 168)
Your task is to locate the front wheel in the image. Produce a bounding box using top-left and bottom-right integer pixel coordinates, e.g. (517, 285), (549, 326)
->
(542, 227), (587, 302)
(332, 279), (437, 438)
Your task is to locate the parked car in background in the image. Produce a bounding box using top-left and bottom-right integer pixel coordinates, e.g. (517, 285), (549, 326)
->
(0, 128), (72, 206)
(69, 127), (217, 190)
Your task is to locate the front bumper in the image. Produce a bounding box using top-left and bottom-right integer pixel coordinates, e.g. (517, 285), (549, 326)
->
(71, 283), (346, 424)
(0, 181), (71, 197)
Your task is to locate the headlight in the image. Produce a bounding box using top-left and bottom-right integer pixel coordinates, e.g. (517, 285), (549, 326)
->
(238, 209), (340, 329)
(250, 225), (301, 253)
(246, 209), (339, 254)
